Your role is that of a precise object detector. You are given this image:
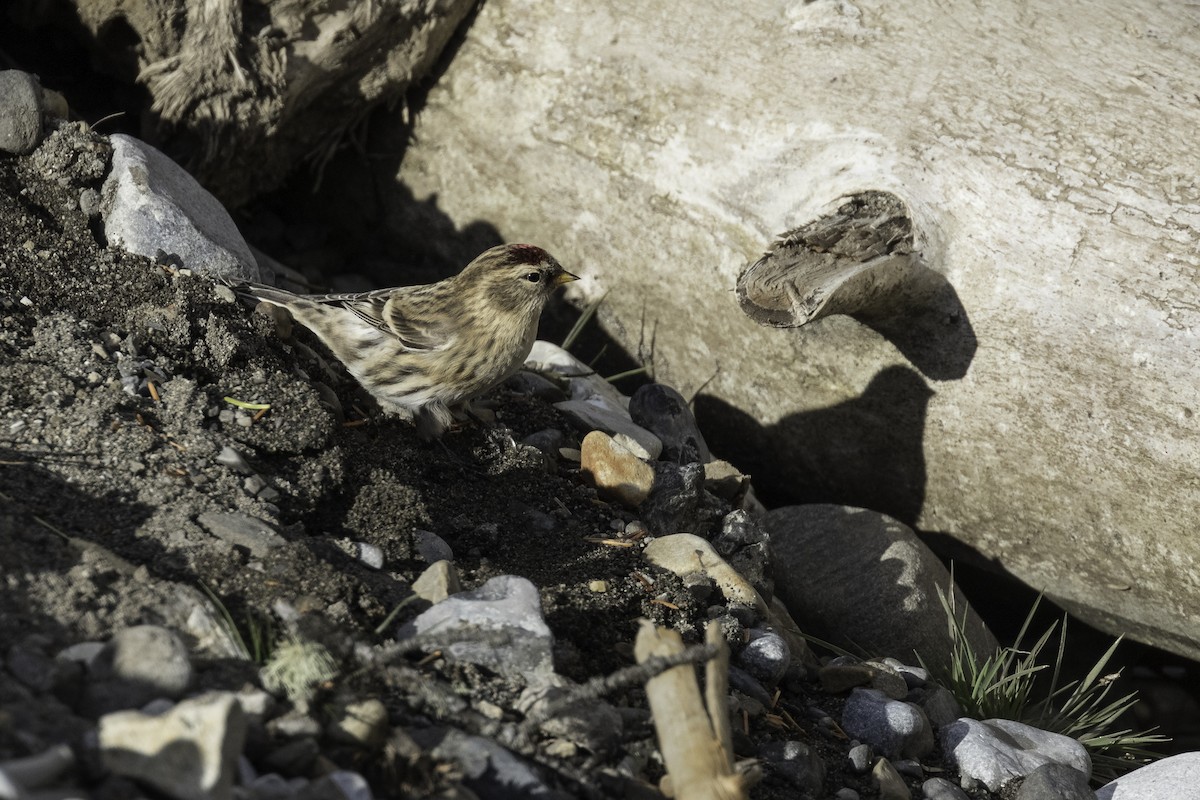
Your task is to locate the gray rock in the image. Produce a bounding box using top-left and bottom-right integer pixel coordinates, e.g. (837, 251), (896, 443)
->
(100, 134), (265, 281)
(552, 398), (662, 460)
(628, 383), (712, 464)
(940, 717), (1091, 792)
(521, 427), (567, 458)
(516, 682), (623, 754)
(99, 692), (246, 800)
(505, 370), (567, 402)
(263, 738), (320, 775)
(736, 628), (790, 687)
(834, 790), (860, 800)
(526, 340), (629, 410)
(215, 445), (255, 475)
(1095, 751), (1200, 799)
(85, 625), (193, 715)
(727, 666), (774, 709)
(820, 661), (876, 694)
(396, 575), (554, 683)
(411, 560), (461, 604)
(413, 726), (572, 800)
(413, 529), (454, 563)
(861, 661), (911, 701)
(872, 757), (911, 800)
(326, 697), (389, 750)
(353, 541), (384, 570)
(641, 461), (707, 536)
(0, 743), (74, 793)
(922, 777), (970, 800)
(765, 504), (998, 676)
(714, 510), (773, 600)
(911, 684), (964, 729)
(758, 740), (825, 795)
(882, 659), (930, 688)
(848, 742), (874, 773)
(297, 771), (374, 800)
(0, 71), (44, 155)
(198, 511), (286, 558)
(841, 688), (934, 760)
(1016, 761), (1095, 800)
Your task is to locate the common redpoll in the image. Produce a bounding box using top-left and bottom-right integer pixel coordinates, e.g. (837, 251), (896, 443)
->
(231, 243), (578, 439)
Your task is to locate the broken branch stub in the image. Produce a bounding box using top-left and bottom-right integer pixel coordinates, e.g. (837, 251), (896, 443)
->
(635, 620), (747, 800)
(737, 191), (940, 327)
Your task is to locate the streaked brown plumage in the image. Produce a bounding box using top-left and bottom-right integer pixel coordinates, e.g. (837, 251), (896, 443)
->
(231, 244), (577, 438)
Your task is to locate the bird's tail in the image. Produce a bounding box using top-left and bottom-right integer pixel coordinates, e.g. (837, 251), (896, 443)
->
(217, 276), (299, 309)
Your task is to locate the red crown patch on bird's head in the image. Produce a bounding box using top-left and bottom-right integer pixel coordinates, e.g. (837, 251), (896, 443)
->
(506, 243), (549, 265)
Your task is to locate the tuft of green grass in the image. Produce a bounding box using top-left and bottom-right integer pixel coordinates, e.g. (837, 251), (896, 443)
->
(200, 582), (275, 663)
(925, 581), (1169, 783)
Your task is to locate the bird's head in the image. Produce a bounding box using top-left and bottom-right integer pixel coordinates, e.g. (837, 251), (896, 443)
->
(464, 243), (578, 312)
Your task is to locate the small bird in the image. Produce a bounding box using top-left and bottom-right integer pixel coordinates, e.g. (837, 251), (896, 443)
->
(231, 243), (578, 439)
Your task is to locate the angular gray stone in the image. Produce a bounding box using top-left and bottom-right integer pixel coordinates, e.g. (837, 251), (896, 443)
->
(413, 726), (572, 800)
(411, 560), (461, 604)
(1095, 751), (1200, 800)
(525, 340), (629, 410)
(0, 71), (44, 155)
(841, 688), (934, 760)
(922, 776), (970, 800)
(86, 625), (193, 715)
(848, 743), (874, 773)
(198, 511), (286, 558)
(872, 757), (911, 800)
(396, 575), (554, 683)
(765, 504), (998, 676)
(553, 398), (663, 460)
(99, 692), (246, 800)
(628, 383), (712, 464)
(1016, 761), (1095, 800)
(912, 684), (964, 729)
(758, 740), (825, 795)
(413, 529), (454, 563)
(100, 134), (265, 281)
(940, 717), (1091, 792)
(641, 461), (707, 536)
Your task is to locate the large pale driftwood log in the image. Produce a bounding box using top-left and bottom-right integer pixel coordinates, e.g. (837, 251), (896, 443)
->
(384, 0), (1200, 660)
(49, 0), (475, 205)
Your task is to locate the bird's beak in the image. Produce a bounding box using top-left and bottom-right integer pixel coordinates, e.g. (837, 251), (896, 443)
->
(553, 270), (580, 287)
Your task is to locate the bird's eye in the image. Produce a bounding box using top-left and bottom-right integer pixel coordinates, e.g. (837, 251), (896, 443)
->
(524, 272), (542, 283)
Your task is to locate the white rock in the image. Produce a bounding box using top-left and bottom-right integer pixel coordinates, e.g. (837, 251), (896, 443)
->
(940, 717), (1091, 792)
(396, 575), (554, 683)
(1095, 751), (1200, 800)
(101, 134), (264, 281)
(99, 692), (246, 800)
(643, 533), (766, 614)
(553, 398), (662, 460)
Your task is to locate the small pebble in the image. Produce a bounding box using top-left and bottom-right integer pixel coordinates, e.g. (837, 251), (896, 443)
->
(215, 445), (255, 474)
(848, 742), (873, 773)
(354, 542), (384, 570)
(588, 580), (608, 593)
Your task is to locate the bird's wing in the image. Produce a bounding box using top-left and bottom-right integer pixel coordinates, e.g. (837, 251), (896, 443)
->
(381, 292), (455, 352)
(299, 289), (394, 333)
(293, 288), (454, 352)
